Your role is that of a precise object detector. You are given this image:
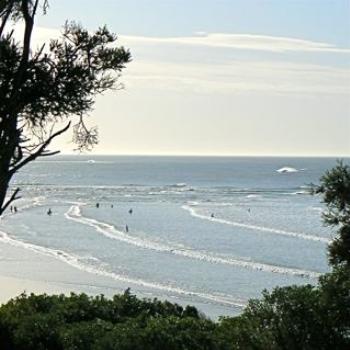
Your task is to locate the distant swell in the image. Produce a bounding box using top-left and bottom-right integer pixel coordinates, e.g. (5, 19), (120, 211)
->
(65, 205), (320, 279)
(182, 204), (330, 244)
(0, 230), (245, 308)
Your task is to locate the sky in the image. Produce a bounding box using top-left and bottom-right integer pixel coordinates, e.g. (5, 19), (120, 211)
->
(29, 0), (350, 156)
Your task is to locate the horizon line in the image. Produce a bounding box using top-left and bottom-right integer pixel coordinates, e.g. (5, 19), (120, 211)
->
(58, 153), (350, 158)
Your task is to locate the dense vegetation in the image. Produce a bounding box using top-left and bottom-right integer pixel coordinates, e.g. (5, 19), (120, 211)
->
(0, 162), (349, 349)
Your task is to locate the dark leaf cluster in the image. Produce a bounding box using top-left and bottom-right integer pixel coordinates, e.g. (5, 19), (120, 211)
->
(0, 290), (220, 350)
(315, 160), (350, 265)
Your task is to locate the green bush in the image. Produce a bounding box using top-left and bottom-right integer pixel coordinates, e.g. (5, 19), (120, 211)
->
(0, 290), (211, 350)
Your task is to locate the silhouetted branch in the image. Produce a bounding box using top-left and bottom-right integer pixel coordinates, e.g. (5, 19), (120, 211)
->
(10, 121), (71, 174)
(1, 187), (21, 214)
(0, 0), (15, 37)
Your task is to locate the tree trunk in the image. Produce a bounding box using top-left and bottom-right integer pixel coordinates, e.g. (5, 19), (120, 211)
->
(0, 171), (10, 215)
(0, 113), (17, 215)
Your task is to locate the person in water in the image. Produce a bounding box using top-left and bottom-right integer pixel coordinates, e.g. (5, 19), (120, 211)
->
(96, 203), (100, 208)
(14, 206), (17, 213)
(125, 224), (129, 233)
(128, 208), (133, 215)
(211, 213), (215, 218)
(47, 208), (52, 216)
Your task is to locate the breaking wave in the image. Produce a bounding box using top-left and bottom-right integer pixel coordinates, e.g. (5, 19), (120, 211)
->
(277, 167), (298, 173)
(182, 204), (330, 244)
(65, 205), (321, 279)
(0, 229), (245, 308)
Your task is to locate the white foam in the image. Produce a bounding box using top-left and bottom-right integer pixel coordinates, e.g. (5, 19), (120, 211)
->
(170, 183), (187, 188)
(201, 202), (234, 207)
(182, 204), (330, 244)
(187, 201), (200, 206)
(59, 200), (88, 206)
(65, 206), (321, 279)
(0, 230), (245, 308)
(291, 191), (309, 195)
(277, 167), (298, 173)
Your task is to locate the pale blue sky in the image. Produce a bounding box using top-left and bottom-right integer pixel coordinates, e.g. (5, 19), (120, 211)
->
(38, 0), (350, 45)
(33, 0), (350, 156)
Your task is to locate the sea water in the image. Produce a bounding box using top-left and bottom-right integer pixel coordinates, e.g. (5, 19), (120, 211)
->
(0, 156), (341, 317)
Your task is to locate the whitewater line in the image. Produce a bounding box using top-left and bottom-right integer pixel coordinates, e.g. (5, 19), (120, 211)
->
(0, 230), (245, 308)
(182, 205), (330, 244)
(65, 205), (321, 279)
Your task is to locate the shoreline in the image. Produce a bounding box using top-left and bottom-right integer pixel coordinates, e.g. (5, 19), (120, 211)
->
(0, 240), (239, 319)
(0, 241), (88, 305)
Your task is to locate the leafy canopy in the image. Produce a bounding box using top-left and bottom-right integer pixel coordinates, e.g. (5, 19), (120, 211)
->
(315, 161), (350, 266)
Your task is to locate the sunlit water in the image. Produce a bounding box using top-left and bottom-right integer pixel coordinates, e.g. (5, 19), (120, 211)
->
(0, 156), (341, 317)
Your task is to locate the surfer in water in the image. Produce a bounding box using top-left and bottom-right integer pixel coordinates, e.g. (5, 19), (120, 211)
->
(47, 208), (52, 216)
(211, 213), (215, 218)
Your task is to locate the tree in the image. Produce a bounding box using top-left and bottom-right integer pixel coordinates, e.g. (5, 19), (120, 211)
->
(315, 160), (350, 266)
(0, 292), (210, 350)
(0, 0), (131, 214)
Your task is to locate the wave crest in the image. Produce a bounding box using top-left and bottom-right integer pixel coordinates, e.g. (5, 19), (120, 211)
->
(182, 204), (330, 244)
(65, 205), (321, 279)
(0, 230), (245, 308)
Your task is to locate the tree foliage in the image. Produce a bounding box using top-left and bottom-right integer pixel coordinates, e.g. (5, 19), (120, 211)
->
(0, 267), (349, 350)
(0, 0), (131, 214)
(315, 161), (350, 266)
(0, 290), (216, 350)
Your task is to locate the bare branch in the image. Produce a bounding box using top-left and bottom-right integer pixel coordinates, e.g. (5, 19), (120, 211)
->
(39, 150), (60, 157)
(10, 121), (71, 174)
(0, 0), (15, 37)
(72, 115), (98, 151)
(32, 0), (40, 17)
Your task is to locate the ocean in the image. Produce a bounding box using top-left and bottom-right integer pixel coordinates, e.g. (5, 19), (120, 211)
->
(0, 156), (340, 318)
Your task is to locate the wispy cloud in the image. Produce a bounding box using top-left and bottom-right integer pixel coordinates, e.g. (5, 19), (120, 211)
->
(124, 60), (350, 95)
(11, 25), (350, 96)
(16, 24), (349, 54)
(121, 33), (350, 54)
(117, 32), (350, 95)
